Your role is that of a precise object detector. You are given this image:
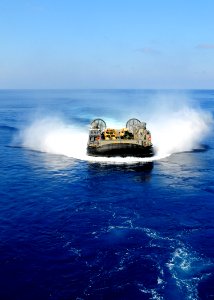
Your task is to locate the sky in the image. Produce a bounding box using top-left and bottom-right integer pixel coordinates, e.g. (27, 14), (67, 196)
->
(0, 0), (214, 89)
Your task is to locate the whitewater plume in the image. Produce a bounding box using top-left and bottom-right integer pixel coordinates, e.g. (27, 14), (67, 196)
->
(20, 117), (89, 160)
(149, 107), (212, 156)
(18, 105), (213, 164)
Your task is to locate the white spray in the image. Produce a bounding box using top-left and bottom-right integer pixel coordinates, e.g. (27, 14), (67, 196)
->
(20, 118), (88, 160)
(150, 107), (212, 156)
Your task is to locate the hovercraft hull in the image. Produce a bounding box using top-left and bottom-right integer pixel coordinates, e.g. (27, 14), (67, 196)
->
(87, 142), (153, 158)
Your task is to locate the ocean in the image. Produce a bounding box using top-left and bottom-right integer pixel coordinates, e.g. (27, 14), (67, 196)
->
(0, 89), (213, 300)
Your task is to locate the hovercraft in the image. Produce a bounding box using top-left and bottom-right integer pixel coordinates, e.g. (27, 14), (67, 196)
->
(87, 118), (154, 157)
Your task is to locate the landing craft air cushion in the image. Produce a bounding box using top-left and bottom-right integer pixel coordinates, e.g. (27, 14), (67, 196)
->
(87, 118), (154, 157)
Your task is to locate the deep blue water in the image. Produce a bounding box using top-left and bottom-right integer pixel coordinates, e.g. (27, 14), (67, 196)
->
(0, 89), (214, 300)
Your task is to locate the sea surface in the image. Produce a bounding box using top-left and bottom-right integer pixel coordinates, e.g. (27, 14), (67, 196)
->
(0, 89), (214, 300)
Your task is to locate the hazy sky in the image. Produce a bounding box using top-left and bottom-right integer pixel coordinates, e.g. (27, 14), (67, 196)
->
(0, 0), (214, 89)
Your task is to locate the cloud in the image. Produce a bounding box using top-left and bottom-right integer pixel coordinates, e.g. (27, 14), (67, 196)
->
(136, 47), (160, 55)
(196, 44), (214, 49)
